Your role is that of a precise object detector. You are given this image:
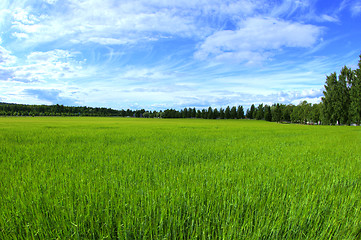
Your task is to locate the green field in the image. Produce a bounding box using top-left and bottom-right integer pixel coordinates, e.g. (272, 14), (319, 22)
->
(1, 117), (361, 239)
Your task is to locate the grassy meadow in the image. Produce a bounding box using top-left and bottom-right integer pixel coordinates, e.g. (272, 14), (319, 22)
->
(0, 117), (361, 239)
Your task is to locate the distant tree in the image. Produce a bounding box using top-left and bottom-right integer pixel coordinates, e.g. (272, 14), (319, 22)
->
(213, 108), (219, 119)
(291, 105), (301, 123)
(264, 105), (272, 121)
(322, 72), (338, 125)
(237, 105), (244, 119)
(219, 108), (225, 119)
(182, 108), (188, 118)
(282, 104), (293, 122)
(196, 110), (202, 118)
(310, 103), (322, 124)
(322, 67), (352, 125)
(225, 106), (231, 119)
(255, 104), (264, 120)
(230, 106), (237, 119)
(143, 111), (150, 118)
(299, 101), (312, 124)
(338, 66), (352, 124)
(192, 108), (196, 118)
(350, 55), (361, 125)
(246, 104), (255, 119)
(207, 107), (213, 119)
(202, 109), (207, 119)
(272, 103), (281, 123)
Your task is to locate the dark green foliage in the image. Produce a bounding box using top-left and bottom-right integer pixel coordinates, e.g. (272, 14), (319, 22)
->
(213, 108), (219, 119)
(219, 108), (225, 119)
(322, 55), (361, 125)
(230, 106), (237, 119)
(237, 105), (244, 119)
(246, 104), (255, 119)
(225, 106), (231, 119)
(350, 55), (361, 125)
(264, 105), (272, 121)
(207, 107), (213, 119)
(255, 104), (264, 120)
(272, 103), (281, 123)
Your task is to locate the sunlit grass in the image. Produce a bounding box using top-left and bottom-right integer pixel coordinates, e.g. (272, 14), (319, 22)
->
(1, 117), (361, 239)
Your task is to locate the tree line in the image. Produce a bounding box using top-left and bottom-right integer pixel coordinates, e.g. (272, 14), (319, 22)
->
(1, 55), (361, 125)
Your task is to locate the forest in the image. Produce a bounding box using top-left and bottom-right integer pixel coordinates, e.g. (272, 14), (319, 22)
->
(1, 55), (361, 125)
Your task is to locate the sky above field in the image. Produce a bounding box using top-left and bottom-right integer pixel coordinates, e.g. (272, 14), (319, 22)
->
(1, 0), (361, 110)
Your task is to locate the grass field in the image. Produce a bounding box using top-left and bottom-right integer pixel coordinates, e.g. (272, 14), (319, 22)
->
(1, 117), (361, 239)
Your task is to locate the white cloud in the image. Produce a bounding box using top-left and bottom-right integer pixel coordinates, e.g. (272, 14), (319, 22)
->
(320, 14), (339, 22)
(0, 49), (86, 83)
(43, 0), (58, 4)
(121, 67), (174, 81)
(12, 32), (29, 39)
(337, 0), (361, 16)
(27, 49), (75, 63)
(7, 0), (267, 46)
(12, 8), (39, 25)
(195, 17), (323, 64)
(351, 1), (361, 16)
(0, 46), (16, 65)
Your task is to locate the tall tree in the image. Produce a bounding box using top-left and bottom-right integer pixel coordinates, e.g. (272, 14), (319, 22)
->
(338, 66), (352, 124)
(202, 109), (207, 119)
(350, 55), (361, 125)
(196, 110), (202, 118)
(192, 108), (196, 118)
(255, 104), (264, 120)
(322, 72), (338, 125)
(299, 100), (312, 124)
(225, 106), (231, 119)
(247, 104), (255, 119)
(219, 108), (225, 119)
(310, 103), (322, 124)
(230, 106), (237, 119)
(237, 105), (244, 119)
(272, 103), (281, 123)
(213, 108), (219, 119)
(207, 107), (213, 119)
(264, 105), (272, 121)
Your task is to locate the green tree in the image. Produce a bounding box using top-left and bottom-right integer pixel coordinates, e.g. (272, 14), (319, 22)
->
(299, 101), (312, 124)
(255, 104), (264, 120)
(272, 103), (281, 122)
(225, 106), (231, 119)
(230, 106), (237, 119)
(246, 104), (255, 119)
(264, 105), (272, 121)
(350, 55), (361, 125)
(207, 107), (213, 119)
(219, 108), (225, 119)
(322, 72), (338, 125)
(291, 105), (301, 123)
(196, 110), (202, 118)
(237, 105), (244, 119)
(202, 109), (207, 119)
(338, 66), (352, 124)
(213, 108), (219, 119)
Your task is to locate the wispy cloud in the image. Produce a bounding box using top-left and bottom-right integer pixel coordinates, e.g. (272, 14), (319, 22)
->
(351, 1), (361, 16)
(0, 48), (86, 83)
(0, 46), (16, 65)
(195, 17), (323, 64)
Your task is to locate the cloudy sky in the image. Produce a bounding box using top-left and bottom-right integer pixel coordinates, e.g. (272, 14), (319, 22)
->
(1, 0), (361, 110)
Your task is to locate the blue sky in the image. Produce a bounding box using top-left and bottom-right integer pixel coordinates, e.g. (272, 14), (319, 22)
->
(1, 0), (361, 110)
